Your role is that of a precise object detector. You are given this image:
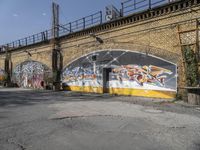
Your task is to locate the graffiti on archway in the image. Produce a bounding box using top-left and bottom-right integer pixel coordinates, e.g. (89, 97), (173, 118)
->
(13, 61), (51, 88)
(62, 50), (177, 98)
(0, 68), (5, 83)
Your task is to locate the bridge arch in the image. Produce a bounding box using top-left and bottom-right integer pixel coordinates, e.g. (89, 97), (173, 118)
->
(63, 41), (181, 67)
(62, 49), (177, 99)
(12, 60), (51, 88)
(0, 68), (5, 85)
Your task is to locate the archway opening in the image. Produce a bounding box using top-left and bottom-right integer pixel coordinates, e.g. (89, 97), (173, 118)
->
(62, 50), (177, 98)
(0, 68), (5, 85)
(13, 60), (51, 89)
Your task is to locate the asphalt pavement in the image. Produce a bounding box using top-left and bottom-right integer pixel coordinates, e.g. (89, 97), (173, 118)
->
(0, 88), (200, 150)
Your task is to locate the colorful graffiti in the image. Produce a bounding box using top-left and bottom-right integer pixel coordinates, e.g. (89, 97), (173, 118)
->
(62, 50), (177, 97)
(0, 68), (5, 82)
(13, 61), (51, 88)
(112, 65), (172, 87)
(62, 65), (101, 87)
(63, 66), (98, 81)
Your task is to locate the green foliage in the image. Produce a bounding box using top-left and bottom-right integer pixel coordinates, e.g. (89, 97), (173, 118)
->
(183, 46), (199, 87)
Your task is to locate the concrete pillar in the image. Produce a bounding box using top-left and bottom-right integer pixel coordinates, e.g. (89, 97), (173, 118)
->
(52, 47), (63, 91)
(4, 52), (12, 87)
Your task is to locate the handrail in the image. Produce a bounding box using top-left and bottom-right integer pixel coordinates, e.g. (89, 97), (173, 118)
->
(0, 0), (186, 52)
(121, 0), (169, 16)
(0, 11), (102, 52)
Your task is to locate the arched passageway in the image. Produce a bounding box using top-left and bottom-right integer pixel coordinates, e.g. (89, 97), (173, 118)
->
(0, 68), (5, 84)
(62, 50), (177, 99)
(13, 60), (51, 89)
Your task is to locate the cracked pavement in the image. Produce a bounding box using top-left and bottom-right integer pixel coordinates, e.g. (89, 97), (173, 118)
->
(0, 88), (200, 150)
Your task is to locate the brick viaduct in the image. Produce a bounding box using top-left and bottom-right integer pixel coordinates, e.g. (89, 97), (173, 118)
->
(0, 0), (200, 99)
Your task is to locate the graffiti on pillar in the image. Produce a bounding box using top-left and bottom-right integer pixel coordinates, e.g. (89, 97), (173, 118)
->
(62, 50), (177, 96)
(0, 68), (5, 82)
(13, 61), (51, 88)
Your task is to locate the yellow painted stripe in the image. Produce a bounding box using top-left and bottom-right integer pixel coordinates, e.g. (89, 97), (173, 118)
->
(108, 88), (176, 99)
(64, 86), (103, 94)
(0, 76), (5, 81)
(63, 86), (176, 99)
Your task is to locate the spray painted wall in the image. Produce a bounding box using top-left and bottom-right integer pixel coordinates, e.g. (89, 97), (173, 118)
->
(0, 68), (5, 83)
(62, 50), (177, 98)
(13, 60), (51, 88)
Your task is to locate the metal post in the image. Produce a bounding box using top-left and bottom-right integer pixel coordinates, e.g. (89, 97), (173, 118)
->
(83, 17), (85, 29)
(18, 40), (21, 46)
(52, 2), (59, 39)
(51, 2), (62, 91)
(41, 32), (43, 41)
(100, 11), (103, 24)
(41, 32), (45, 41)
(25, 38), (27, 46)
(91, 15), (94, 24)
(121, 3), (124, 17)
(149, 0), (151, 9)
(33, 35), (35, 44)
(76, 20), (78, 29)
(69, 23), (72, 33)
(134, 0), (136, 9)
(46, 30), (48, 40)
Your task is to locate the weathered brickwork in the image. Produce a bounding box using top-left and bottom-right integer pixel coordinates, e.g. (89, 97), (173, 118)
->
(10, 45), (52, 69)
(59, 7), (200, 95)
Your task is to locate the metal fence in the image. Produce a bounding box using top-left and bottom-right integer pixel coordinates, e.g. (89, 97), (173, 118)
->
(0, 11), (102, 52)
(5, 30), (52, 49)
(0, 0), (179, 52)
(121, 0), (171, 16)
(59, 11), (102, 36)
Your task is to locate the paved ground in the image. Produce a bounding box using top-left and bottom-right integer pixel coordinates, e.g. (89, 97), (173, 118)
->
(0, 88), (200, 150)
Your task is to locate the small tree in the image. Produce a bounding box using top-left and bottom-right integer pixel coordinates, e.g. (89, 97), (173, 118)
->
(183, 46), (199, 87)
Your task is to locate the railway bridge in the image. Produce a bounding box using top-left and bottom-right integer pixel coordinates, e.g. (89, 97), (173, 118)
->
(0, 0), (200, 99)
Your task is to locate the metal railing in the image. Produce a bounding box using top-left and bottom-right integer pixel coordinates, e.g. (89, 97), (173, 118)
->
(0, 11), (102, 52)
(1, 30), (52, 51)
(0, 0), (182, 52)
(59, 11), (102, 36)
(121, 0), (172, 16)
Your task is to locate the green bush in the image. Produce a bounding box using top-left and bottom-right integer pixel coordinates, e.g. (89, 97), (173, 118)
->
(183, 46), (199, 87)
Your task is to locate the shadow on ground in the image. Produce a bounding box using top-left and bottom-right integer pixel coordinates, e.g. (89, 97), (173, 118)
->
(0, 90), (116, 107)
(0, 88), (200, 118)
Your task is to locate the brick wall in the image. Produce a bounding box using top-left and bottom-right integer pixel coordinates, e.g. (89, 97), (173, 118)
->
(0, 0), (200, 97)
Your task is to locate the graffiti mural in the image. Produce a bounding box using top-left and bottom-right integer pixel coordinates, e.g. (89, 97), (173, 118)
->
(62, 65), (101, 86)
(0, 68), (5, 83)
(13, 61), (51, 88)
(62, 50), (177, 97)
(111, 65), (173, 89)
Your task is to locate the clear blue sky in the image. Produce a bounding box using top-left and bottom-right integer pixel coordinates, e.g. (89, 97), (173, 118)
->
(0, 0), (122, 45)
(0, 0), (165, 45)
